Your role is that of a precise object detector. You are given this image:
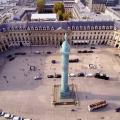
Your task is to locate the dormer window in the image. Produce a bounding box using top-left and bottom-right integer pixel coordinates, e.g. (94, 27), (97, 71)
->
(102, 26), (105, 30)
(11, 27), (14, 30)
(91, 26), (94, 30)
(99, 26), (101, 30)
(27, 27), (30, 30)
(31, 26), (34, 30)
(83, 26), (86, 30)
(51, 27), (54, 30)
(67, 26), (71, 30)
(47, 26), (50, 30)
(79, 26), (82, 30)
(43, 27), (46, 30)
(72, 26), (75, 30)
(106, 26), (109, 30)
(95, 26), (98, 30)
(39, 26), (42, 30)
(110, 26), (113, 30)
(87, 26), (90, 30)
(35, 27), (38, 30)
(76, 26), (79, 30)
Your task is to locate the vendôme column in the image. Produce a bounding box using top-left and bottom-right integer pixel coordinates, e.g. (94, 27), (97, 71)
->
(60, 33), (70, 99)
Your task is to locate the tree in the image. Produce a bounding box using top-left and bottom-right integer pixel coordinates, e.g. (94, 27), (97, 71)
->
(63, 13), (69, 20)
(53, 2), (65, 13)
(57, 10), (63, 21)
(36, 0), (45, 13)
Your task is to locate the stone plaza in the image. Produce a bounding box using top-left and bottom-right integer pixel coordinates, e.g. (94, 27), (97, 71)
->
(0, 46), (120, 120)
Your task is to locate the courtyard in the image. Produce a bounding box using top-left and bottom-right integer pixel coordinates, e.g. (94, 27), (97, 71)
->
(0, 46), (120, 120)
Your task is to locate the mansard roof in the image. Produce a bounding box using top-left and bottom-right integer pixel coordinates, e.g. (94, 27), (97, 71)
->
(0, 21), (115, 32)
(114, 21), (120, 30)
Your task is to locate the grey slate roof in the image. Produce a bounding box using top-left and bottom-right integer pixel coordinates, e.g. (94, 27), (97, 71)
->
(0, 21), (115, 32)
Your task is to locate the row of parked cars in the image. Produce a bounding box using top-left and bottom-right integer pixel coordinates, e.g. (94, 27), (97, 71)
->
(78, 50), (94, 53)
(47, 74), (61, 78)
(94, 73), (109, 80)
(6, 55), (16, 61)
(0, 111), (32, 120)
(47, 72), (109, 80)
(69, 59), (79, 63)
(34, 51), (52, 55)
(70, 72), (110, 80)
(51, 59), (79, 64)
(6, 52), (26, 61)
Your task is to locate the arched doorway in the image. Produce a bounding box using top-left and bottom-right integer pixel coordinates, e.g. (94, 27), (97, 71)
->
(101, 41), (105, 45)
(20, 42), (23, 47)
(60, 40), (63, 46)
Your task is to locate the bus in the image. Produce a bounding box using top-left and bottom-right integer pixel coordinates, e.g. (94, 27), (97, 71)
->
(88, 100), (108, 112)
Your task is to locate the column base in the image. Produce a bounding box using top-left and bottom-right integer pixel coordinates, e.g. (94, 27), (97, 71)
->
(60, 91), (71, 99)
(52, 84), (78, 106)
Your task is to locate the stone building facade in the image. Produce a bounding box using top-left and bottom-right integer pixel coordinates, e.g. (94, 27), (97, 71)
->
(0, 21), (115, 52)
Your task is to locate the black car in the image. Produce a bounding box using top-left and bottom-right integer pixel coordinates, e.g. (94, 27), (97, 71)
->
(55, 74), (61, 78)
(95, 73), (109, 80)
(51, 60), (56, 64)
(47, 51), (51, 54)
(9, 57), (15, 61)
(69, 59), (79, 63)
(95, 73), (100, 78)
(77, 51), (82, 53)
(115, 107), (120, 112)
(15, 52), (26, 55)
(77, 73), (85, 77)
(47, 75), (54, 78)
(87, 50), (94, 53)
(83, 50), (88, 53)
(90, 46), (95, 49)
(6, 54), (12, 59)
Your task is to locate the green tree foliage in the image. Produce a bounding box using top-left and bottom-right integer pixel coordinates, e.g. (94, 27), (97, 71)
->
(68, 12), (73, 19)
(36, 0), (45, 13)
(53, 2), (73, 21)
(53, 2), (65, 13)
(57, 10), (63, 21)
(63, 13), (69, 20)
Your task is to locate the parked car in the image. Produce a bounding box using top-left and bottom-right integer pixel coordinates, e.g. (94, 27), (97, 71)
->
(6, 54), (12, 59)
(24, 118), (32, 120)
(77, 50), (82, 53)
(33, 51), (41, 54)
(95, 73), (109, 80)
(90, 46), (96, 49)
(89, 64), (96, 69)
(47, 51), (51, 54)
(69, 59), (79, 63)
(51, 60), (56, 64)
(87, 50), (94, 53)
(9, 57), (15, 61)
(15, 52), (26, 55)
(34, 76), (42, 80)
(77, 73), (85, 77)
(85, 73), (94, 77)
(0, 112), (6, 116)
(54, 74), (61, 78)
(83, 50), (88, 53)
(47, 75), (54, 78)
(9, 115), (15, 119)
(115, 107), (120, 112)
(12, 116), (24, 120)
(69, 73), (76, 77)
(4, 113), (12, 119)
